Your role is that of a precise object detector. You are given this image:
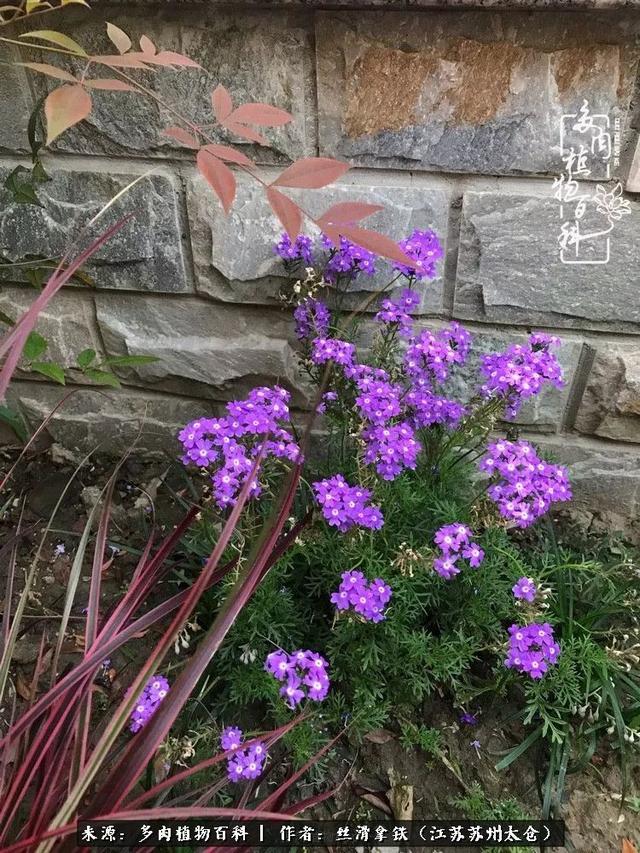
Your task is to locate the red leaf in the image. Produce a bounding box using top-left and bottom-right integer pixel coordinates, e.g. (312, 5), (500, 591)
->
(338, 225), (414, 266)
(212, 84), (233, 121)
(44, 84), (92, 145)
(273, 157), (350, 189)
(92, 54), (151, 68)
(84, 78), (134, 91)
(19, 62), (76, 82)
(144, 50), (200, 68)
(139, 35), (156, 56)
(106, 22), (131, 55)
(317, 201), (384, 228)
(229, 102), (292, 127)
(223, 120), (267, 145)
(266, 187), (301, 240)
(163, 126), (199, 148)
(200, 143), (254, 168)
(197, 148), (236, 214)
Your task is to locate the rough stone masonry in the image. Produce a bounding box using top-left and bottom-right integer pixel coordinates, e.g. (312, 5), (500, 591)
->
(0, 0), (639, 538)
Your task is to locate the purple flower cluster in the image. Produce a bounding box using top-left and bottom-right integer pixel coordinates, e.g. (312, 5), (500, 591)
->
(265, 649), (330, 708)
(274, 232), (314, 265)
(404, 323), (473, 385)
(480, 333), (564, 420)
(294, 297), (331, 341)
(362, 422), (421, 480)
(392, 228), (444, 280)
(129, 674), (169, 733)
(433, 523), (484, 580)
(505, 622), (560, 680)
(479, 440), (572, 528)
(375, 288), (420, 337)
(512, 576), (537, 603)
(330, 570), (392, 622)
(220, 726), (268, 782)
(322, 235), (377, 282)
(405, 385), (466, 429)
(311, 336), (356, 368)
(178, 387), (300, 510)
(312, 474), (384, 533)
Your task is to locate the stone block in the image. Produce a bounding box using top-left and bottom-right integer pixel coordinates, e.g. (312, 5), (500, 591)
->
(575, 343), (640, 442)
(23, 7), (315, 163)
(95, 293), (309, 402)
(0, 287), (98, 373)
(187, 172), (451, 313)
(7, 381), (213, 453)
(440, 326), (582, 432)
(316, 11), (639, 176)
(627, 136), (640, 192)
(453, 189), (640, 331)
(0, 51), (32, 152)
(536, 435), (640, 539)
(0, 166), (190, 293)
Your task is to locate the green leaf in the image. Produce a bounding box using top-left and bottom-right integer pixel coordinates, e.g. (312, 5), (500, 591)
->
(23, 331), (48, 361)
(0, 310), (15, 328)
(102, 354), (159, 368)
(494, 727), (542, 771)
(18, 30), (88, 57)
(4, 166), (42, 206)
(84, 368), (121, 388)
(0, 404), (28, 443)
(30, 361), (65, 384)
(24, 267), (50, 289)
(76, 348), (97, 369)
(27, 94), (47, 159)
(32, 159), (50, 185)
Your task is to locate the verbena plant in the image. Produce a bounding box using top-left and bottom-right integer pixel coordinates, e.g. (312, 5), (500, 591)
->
(175, 230), (639, 818)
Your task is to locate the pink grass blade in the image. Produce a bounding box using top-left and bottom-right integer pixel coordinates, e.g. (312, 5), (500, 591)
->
(125, 717), (302, 809)
(86, 456), (302, 817)
(0, 217), (131, 401)
(45, 450), (267, 837)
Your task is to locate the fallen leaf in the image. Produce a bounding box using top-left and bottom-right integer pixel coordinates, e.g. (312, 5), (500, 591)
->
(16, 671), (35, 702)
(353, 785), (393, 816)
(364, 728), (395, 744)
(622, 840), (638, 853)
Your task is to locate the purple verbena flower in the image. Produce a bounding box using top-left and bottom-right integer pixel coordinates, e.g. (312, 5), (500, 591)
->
(312, 474), (384, 533)
(479, 440), (571, 528)
(433, 524), (484, 577)
(311, 337), (356, 368)
(392, 229), (444, 280)
(274, 232), (314, 265)
(331, 570), (392, 622)
(375, 288), (420, 337)
(504, 622), (560, 680)
(220, 725), (243, 752)
(265, 649), (331, 708)
(480, 333), (564, 420)
(404, 323), (472, 385)
(322, 235), (377, 281)
(512, 576), (537, 603)
(129, 674), (169, 733)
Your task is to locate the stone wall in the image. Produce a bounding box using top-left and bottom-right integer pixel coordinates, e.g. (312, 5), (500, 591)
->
(1, 1), (639, 536)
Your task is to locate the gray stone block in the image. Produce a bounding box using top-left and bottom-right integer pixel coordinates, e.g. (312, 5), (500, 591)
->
(24, 7), (315, 163)
(95, 293), (310, 402)
(0, 52), (32, 152)
(187, 172), (451, 313)
(535, 435), (640, 540)
(439, 326), (582, 432)
(0, 166), (190, 293)
(0, 287), (99, 371)
(453, 189), (640, 331)
(7, 380), (213, 453)
(316, 11), (640, 177)
(575, 344), (640, 443)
